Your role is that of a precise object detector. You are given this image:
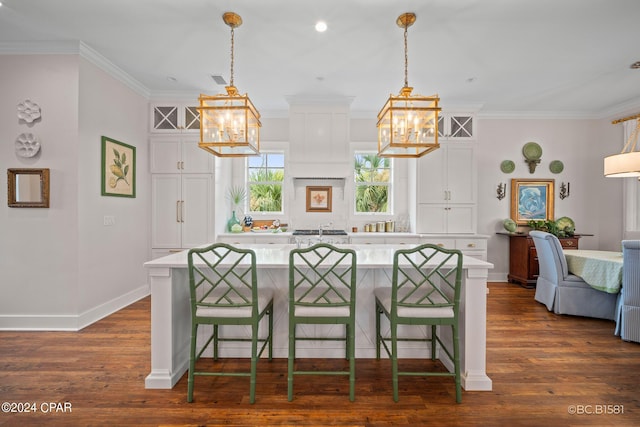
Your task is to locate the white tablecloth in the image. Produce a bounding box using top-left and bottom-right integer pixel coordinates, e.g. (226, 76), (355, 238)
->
(564, 250), (623, 293)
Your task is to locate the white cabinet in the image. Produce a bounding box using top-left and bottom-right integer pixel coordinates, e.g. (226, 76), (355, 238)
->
(417, 204), (475, 234)
(438, 113), (474, 140)
(151, 174), (213, 249)
(416, 142), (476, 234)
(420, 236), (488, 261)
(150, 136), (214, 252)
(150, 136), (212, 174)
(150, 103), (200, 133)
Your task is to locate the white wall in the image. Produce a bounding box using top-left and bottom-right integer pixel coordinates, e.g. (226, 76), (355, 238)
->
(0, 53), (149, 330)
(76, 57), (150, 322)
(476, 117), (624, 280)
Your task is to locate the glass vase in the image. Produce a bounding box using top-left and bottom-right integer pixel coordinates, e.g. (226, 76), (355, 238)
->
(227, 210), (241, 232)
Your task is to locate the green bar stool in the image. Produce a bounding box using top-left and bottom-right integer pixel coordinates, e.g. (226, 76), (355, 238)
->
(288, 243), (357, 401)
(374, 243), (463, 403)
(187, 243), (274, 404)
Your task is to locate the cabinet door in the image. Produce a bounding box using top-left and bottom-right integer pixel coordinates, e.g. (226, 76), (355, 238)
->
(150, 138), (182, 173)
(417, 144), (475, 204)
(438, 114), (474, 140)
(150, 137), (212, 174)
(151, 104), (201, 133)
(151, 105), (180, 132)
(416, 204), (475, 234)
(446, 206), (475, 233)
(181, 138), (213, 173)
(447, 145), (475, 203)
(417, 148), (446, 203)
(151, 174), (182, 248)
(181, 174), (213, 248)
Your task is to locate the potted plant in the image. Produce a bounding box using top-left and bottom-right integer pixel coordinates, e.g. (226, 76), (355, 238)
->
(527, 219), (575, 238)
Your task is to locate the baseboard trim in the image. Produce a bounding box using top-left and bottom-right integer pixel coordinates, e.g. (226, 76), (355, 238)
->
(0, 285), (149, 331)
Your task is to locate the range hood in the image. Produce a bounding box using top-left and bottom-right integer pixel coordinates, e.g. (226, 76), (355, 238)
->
(288, 101), (352, 180)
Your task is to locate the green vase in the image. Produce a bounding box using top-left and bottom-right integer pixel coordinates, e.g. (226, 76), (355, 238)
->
(227, 210), (241, 232)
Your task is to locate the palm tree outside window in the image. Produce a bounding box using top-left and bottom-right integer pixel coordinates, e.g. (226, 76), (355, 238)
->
(354, 153), (391, 213)
(247, 152), (284, 213)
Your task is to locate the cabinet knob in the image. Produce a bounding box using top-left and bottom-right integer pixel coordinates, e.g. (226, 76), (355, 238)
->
(437, 243), (445, 247)
(467, 243), (476, 248)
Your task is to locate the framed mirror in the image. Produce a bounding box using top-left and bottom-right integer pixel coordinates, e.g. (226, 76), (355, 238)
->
(7, 168), (50, 208)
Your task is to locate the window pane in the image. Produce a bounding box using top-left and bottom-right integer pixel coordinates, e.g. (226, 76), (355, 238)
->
(354, 153), (391, 213)
(355, 185), (389, 213)
(247, 152), (284, 213)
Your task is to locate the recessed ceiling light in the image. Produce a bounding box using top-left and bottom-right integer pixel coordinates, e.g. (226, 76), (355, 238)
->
(315, 21), (327, 32)
(630, 61), (640, 69)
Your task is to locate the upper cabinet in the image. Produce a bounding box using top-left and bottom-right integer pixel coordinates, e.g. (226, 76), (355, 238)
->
(150, 103), (201, 133)
(415, 110), (477, 234)
(438, 113), (474, 141)
(150, 135), (213, 174)
(417, 143), (476, 205)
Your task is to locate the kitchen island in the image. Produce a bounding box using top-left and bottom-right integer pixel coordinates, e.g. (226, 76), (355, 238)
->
(143, 244), (494, 391)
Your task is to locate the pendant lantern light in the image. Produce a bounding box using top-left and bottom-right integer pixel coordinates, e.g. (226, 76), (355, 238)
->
(377, 13), (441, 158)
(197, 12), (261, 157)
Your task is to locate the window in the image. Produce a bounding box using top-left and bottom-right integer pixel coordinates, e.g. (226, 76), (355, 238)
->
(354, 153), (391, 213)
(247, 152), (284, 213)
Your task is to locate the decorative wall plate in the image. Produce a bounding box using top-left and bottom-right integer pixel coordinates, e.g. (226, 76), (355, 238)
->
(17, 99), (41, 123)
(555, 216), (575, 231)
(522, 142), (542, 160)
(15, 133), (41, 157)
(500, 160), (515, 173)
(549, 160), (564, 174)
(503, 218), (517, 232)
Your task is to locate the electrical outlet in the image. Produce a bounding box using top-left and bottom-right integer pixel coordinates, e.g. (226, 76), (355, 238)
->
(103, 216), (116, 226)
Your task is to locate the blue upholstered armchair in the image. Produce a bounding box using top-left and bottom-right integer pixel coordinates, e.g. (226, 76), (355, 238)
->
(530, 231), (618, 321)
(615, 240), (640, 342)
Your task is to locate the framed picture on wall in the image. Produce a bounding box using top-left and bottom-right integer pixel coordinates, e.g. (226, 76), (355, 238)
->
(306, 186), (332, 212)
(510, 178), (554, 224)
(101, 136), (136, 198)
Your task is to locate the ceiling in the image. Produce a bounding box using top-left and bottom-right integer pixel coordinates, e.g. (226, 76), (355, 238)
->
(1, 0), (640, 118)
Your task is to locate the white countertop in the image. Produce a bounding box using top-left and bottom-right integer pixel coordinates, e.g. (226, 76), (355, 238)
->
(217, 231), (490, 239)
(145, 243), (494, 270)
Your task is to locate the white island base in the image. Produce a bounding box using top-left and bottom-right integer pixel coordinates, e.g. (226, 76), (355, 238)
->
(143, 244), (493, 392)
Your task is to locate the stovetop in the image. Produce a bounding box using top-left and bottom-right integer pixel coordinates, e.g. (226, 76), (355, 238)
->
(292, 229), (348, 236)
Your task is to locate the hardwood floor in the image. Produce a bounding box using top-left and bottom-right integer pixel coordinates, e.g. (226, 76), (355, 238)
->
(1, 283), (639, 426)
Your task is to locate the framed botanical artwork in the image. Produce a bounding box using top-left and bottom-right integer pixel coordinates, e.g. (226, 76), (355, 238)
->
(101, 136), (136, 198)
(306, 186), (332, 212)
(510, 178), (554, 224)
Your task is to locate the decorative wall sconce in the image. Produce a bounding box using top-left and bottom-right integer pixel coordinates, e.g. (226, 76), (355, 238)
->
(522, 142), (543, 173)
(496, 182), (506, 200)
(559, 182), (570, 200)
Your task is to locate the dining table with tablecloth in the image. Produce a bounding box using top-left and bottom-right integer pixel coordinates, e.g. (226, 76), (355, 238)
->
(564, 249), (623, 293)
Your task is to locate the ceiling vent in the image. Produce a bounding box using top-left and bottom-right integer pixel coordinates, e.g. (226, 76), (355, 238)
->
(211, 75), (227, 85)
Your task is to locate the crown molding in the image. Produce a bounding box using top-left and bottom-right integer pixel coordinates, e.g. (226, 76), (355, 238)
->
(0, 40), (150, 98)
